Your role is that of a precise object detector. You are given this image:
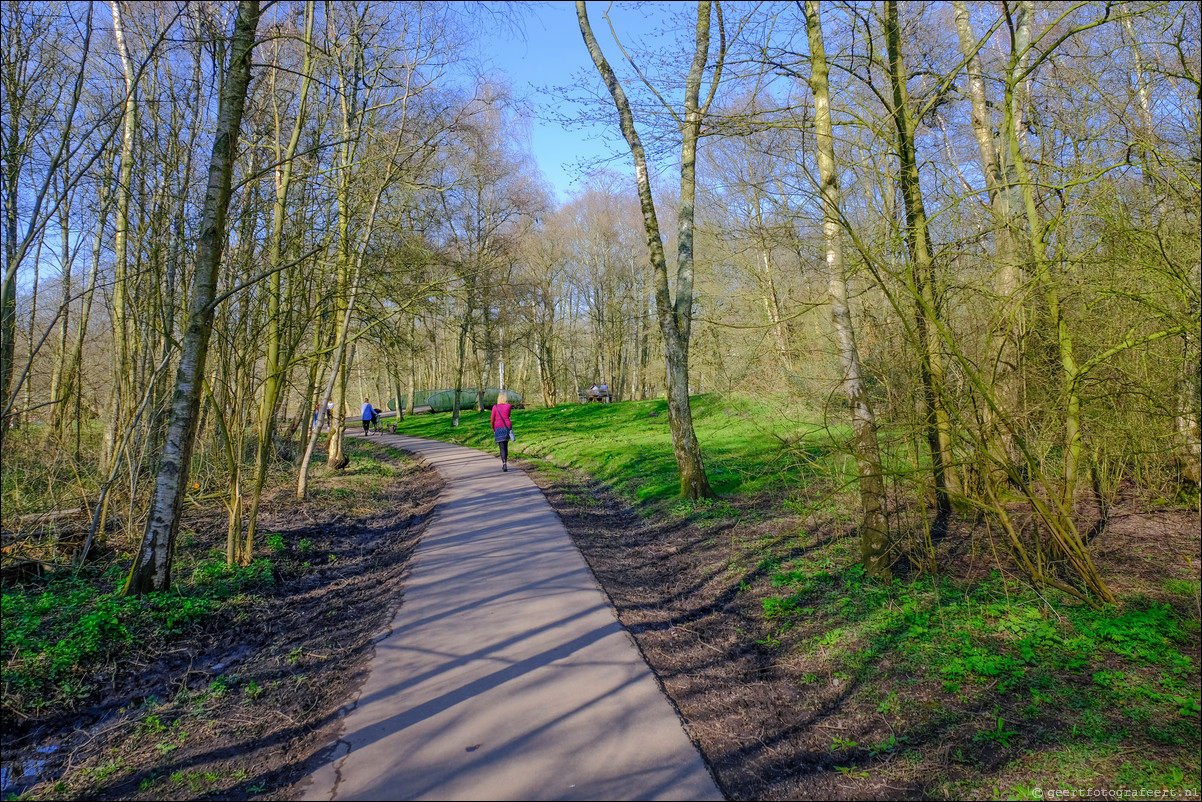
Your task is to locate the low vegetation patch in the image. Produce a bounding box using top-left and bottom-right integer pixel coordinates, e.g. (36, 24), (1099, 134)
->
(1, 437), (441, 801)
(535, 460), (1200, 800)
(406, 394), (1199, 800)
(2, 561), (264, 715)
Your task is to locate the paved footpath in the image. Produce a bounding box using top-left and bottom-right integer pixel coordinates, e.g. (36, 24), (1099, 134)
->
(300, 432), (723, 802)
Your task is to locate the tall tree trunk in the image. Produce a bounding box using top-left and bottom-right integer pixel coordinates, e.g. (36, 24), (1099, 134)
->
(61, 164), (112, 451)
(997, 1), (1085, 505)
(243, 0), (315, 564)
(805, 0), (891, 577)
(408, 316), (418, 415)
(884, 0), (958, 515)
(951, 1), (1025, 468)
(122, 0), (261, 596)
(452, 277), (473, 426)
(1117, 7), (1197, 482)
(637, 264), (651, 399)
(297, 134), (398, 495)
(577, 0), (715, 498)
(48, 175), (73, 437)
(392, 361), (403, 423)
(758, 247), (791, 372)
(568, 290), (581, 402)
(537, 303), (557, 407)
(23, 233), (41, 428)
(102, 0), (139, 476)
(299, 267), (362, 497)
(325, 11), (366, 470)
(147, 7), (204, 462)
(217, 141), (262, 563)
(0, 9), (22, 436)
(748, 183), (792, 374)
(476, 303), (491, 413)
(328, 193), (352, 463)
(994, 0), (1114, 604)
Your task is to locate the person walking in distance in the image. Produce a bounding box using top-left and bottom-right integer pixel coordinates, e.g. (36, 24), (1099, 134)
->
(361, 397), (376, 437)
(490, 392), (514, 471)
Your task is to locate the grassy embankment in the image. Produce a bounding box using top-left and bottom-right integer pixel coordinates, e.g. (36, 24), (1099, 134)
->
(394, 393), (849, 503)
(394, 394), (1201, 798)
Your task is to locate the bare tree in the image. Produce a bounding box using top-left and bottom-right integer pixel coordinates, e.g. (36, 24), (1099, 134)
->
(1, 3), (120, 450)
(950, 1), (1026, 468)
(124, 0), (261, 596)
(240, 0), (317, 566)
(803, 0), (891, 578)
(577, 0), (721, 498)
(870, 0), (963, 520)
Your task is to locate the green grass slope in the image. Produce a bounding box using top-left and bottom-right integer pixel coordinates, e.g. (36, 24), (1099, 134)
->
(392, 394), (850, 504)
(392, 394), (1201, 798)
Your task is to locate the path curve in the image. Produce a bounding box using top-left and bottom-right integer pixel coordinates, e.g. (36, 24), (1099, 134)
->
(300, 432), (723, 802)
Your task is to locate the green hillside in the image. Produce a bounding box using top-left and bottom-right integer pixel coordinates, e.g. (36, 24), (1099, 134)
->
(394, 394), (850, 504)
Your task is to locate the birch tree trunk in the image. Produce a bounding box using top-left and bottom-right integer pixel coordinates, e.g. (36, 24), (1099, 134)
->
(804, 0), (891, 577)
(102, 0), (138, 476)
(122, 0), (261, 596)
(577, 0), (714, 498)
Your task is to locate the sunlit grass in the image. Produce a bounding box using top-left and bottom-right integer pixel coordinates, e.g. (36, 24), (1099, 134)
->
(394, 392), (1200, 795)
(394, 393), (852, 505)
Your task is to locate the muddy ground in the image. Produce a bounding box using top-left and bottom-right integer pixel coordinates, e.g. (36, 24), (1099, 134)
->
(1, 443), (442, 801)
(529, 469), (1202, 801)
(2, 443), (1198, 801)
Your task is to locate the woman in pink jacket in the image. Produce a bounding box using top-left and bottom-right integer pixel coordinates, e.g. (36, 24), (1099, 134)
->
(490, 392), (513, 472)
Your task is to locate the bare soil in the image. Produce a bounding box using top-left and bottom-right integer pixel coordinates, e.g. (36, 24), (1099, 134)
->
(3, 444), (1197, 801)
(1, 443), (442, 801)
(527, 467), (1201, 801)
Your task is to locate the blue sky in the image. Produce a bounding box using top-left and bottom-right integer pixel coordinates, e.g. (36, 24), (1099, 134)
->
(471, 2), (680, 203)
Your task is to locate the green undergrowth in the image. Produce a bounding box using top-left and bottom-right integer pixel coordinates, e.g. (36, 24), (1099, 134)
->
(2, 559), (272, 715)
(394, 394), (851, 506)
(1, 436), (402, 719)
(1, 423), (105, 519)
(751, 542), (1201, 795)
(395, 394), (1199, 796)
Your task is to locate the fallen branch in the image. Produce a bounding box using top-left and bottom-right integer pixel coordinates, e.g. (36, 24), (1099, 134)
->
(16, 508), (86, 524)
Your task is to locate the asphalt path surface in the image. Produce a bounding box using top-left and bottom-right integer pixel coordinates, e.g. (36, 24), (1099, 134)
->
(299, 430), (723, 801)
